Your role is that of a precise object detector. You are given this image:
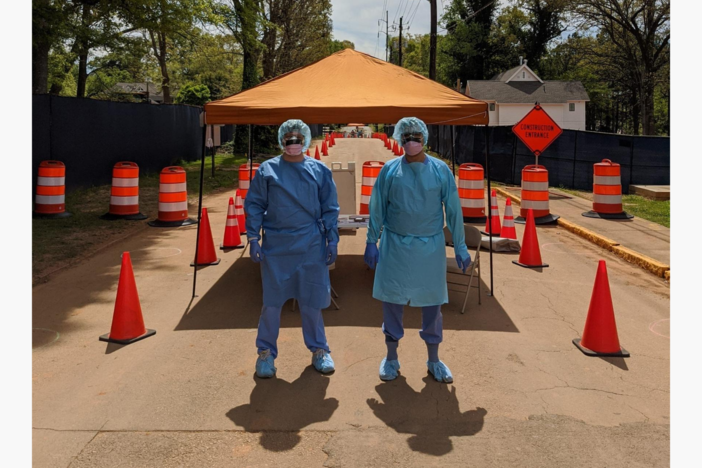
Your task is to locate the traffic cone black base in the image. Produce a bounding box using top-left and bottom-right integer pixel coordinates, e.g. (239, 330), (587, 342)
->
(100, 329), (156, 345)
(514, 213), (560, 225)
(33, 211), (72, 219)
(148, 218), (197, 228)
(463, 216), (487, 224)
(582, 211), (634, 220)
(100, 212), (148, 221)
(220, 244), (244, 251)
(190, 258), (221, 267)
(512, 260), (549, 269)
(572, 338), (629, 357)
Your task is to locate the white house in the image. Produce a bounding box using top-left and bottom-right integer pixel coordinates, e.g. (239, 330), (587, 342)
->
(466, 59), (590, 130)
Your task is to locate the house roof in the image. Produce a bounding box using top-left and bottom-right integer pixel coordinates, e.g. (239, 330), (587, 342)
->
(491, 66), (522, 82)
(204, 49), (488, 125)
(466, 80), (590, 104)
(113, 82), (164, 99)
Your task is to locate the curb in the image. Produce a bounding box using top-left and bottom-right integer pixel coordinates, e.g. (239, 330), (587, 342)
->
(492, 186), (670, 280)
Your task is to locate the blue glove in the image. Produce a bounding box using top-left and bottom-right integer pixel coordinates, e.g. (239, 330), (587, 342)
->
(325, 242), (338, 266)
(250, 240), (264, 263)
(456, 254), (471, 273)
(364, 243), (379, 270)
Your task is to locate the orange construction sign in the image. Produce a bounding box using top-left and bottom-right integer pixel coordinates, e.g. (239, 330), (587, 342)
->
(512, 104), (563, 156)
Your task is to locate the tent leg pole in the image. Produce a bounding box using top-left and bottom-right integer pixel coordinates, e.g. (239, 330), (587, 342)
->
(450, 125), (456, 175)
(249, 124), (253, 181)
(484, 125), (494, 297)
(192, 120), (208, 298)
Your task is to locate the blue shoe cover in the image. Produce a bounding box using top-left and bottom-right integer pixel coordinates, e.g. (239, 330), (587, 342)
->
(379, 358), (401, 381)
(255, 349), (276, 378)
(427, 360), (453, 383)
(312, 349), (335, 374)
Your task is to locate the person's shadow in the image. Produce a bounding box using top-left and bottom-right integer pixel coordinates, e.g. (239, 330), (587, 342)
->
(367, 376), (487, 456)
(226, 366), (339, 452)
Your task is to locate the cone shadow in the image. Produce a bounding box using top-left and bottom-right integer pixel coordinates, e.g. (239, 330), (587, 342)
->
(104, 342), (126, 355)
(598, 356), (629, 371)
(367, 376), (487, 456)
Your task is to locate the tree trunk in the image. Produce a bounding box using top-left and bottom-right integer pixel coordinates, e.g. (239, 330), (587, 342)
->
(641, 73), (656, 135)
(159, 34), (171, 103)
(429, 0), (437, 80)
(630, 89), (640, 136)
(33, 41), (51, 94)
(76, 4), (92, 98)
(32, 0), (52, 94)
(77, 52), (89, 98)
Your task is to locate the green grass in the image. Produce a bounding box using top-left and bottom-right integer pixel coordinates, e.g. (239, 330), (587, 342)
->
(556, 185), (670, 228)
(32, 152), (249, 284)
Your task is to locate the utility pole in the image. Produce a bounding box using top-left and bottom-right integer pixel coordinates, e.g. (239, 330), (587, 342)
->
(386, 10), (389, 62)
(429, 0), (437, 80)
(398, 16), (403, 67)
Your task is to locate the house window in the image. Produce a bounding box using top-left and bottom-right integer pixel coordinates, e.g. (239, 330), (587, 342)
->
(522, 71), (525, 78)
(569, 103), (575, 111)
(489, 103), (496, 112)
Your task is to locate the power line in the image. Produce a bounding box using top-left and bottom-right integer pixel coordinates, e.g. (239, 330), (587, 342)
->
(393, 0), (405, 26)
(406, 0), (422, 29)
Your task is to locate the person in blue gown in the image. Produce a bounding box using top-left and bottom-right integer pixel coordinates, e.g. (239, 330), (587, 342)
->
(364, 117), (471, 383)
(245, 119), (340, 378)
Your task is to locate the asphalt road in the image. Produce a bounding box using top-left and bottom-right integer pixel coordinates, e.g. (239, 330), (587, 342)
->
(32, 138), (670, 467)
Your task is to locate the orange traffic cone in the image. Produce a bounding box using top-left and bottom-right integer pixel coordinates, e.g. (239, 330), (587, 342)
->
(573, 261), (630, 357)
(221, 197), (244, 250)
(331, 134), (336, 146)
(234, 189), (246, 234)
(512, 208), (548, 268)
(99, 252), (156, 344)
(398, 145), (404, 156)
(322, 140), (328, 156)
(306, 149), (310, 156)
(191, 207), (221, 266)
(314, 145), (321, 160)
(484, 190), (502, 236)
(501, 198), (517, 240)
(392, 140), (398, 155)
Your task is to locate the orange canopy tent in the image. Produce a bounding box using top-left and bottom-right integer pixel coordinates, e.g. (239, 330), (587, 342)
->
(204, 49), (488, 126)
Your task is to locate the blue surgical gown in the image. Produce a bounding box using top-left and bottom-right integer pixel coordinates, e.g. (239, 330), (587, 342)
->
(366, 156), (468, 307)
(245, 156), (340, 309)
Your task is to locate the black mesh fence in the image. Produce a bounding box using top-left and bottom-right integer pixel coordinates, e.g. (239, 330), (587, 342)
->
(427, 125), (669, 193)
(32, 95), (204, 192)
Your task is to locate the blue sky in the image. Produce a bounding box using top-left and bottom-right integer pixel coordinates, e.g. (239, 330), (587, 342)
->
(331, 0), (451, 58)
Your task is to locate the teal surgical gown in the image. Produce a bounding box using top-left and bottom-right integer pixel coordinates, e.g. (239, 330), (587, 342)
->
(245, 156), (340, 309)
(366, 156), (468, 307)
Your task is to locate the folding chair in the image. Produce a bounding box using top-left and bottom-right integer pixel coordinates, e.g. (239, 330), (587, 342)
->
(444, 225), (482, 314)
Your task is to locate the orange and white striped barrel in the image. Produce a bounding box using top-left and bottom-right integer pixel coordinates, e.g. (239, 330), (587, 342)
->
(458, 163), (486, 221)
(593, 159), (623, 213)
(520, 165), (551, 219)
(34, 160), (71, 218)
(104, 162), (146, 219)
(360, 161), (384, 215)
(148, 166), (195, 227)
(238, 163), (260, 201)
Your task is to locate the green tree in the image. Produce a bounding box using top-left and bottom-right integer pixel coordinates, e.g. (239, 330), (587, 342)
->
(174, 83), (211, 105)
(440, 0), (498, 84)
(116, 0), (217, 103)
(571, 0), (670, 135)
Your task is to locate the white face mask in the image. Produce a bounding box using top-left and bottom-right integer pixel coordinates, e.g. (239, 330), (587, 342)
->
(285, 144), (303, 156)
(403, 141), (424, 156)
